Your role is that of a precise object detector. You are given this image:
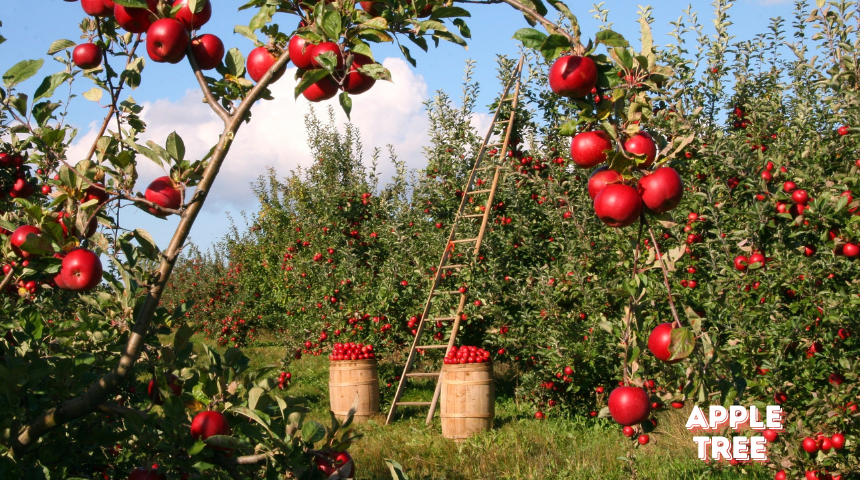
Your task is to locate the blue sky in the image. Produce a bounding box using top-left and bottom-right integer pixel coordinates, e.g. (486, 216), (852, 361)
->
(2, 0), (797, 252)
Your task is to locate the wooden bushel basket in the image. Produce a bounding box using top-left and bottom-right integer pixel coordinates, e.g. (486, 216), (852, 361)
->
(329, 359), (380, 422)
(440, 362), (495, 439)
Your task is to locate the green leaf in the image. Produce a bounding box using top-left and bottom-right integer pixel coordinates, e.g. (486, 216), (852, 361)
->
(188, 440), (207, 456)
(47, 39), (76, 55)
(301, 420), (326, 444)
(539, 34), (571, 62)
(430, 6), (470, 18)
(669, 327), (695, 361)
(113, 0), (148, 7)
(453, 18), (471, 39)
(166, 131), (185, 161)
(204, 435), (243, 450)
(233, 25), (259, 44)
(512, 28), (547, 49)
(339, 91), (352, 119)
(225, 48), (245, 77)
(557, 119), (578, 136)
(321, 10), (342, 42)
(595, 30), (629, 48)
(173, 323), (195, 354)
(34, 72), (71, 102)
(187, 0), (204, 14)
(294, 69), (331, 99)
(83, 87), (103, 102)
(3, 59), (44, 88)
(385, 459), (410, 480)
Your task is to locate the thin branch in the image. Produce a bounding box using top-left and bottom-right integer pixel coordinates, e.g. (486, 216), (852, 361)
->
(645, 221), (682, 328)
(186, 43), (231, 123)
(95, 402), (147, 419)
(0, 268), (14, 292)
(495, 0), (577, 46)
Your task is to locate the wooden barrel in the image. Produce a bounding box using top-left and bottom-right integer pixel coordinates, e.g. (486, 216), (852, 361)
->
(440, 362), (495, 439)
(329, 359), (380, 422)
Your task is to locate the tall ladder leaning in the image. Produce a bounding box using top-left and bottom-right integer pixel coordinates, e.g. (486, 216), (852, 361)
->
(386, 55), (525, 426)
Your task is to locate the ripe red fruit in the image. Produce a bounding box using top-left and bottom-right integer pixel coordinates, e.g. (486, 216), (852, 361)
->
(288, 35), (315, 69)
(147, 375), (182, 405)
(8, 178), (34, 199)
(838, 125), (850, 136)
(146, 18), (189, 64)
(624, 131), (657, 168)
(114, 0), (157, 33)
(145, 176), (182, 216)
(761, 170), (772, 182)
(173, 0), (212, 30)
(638, 434), (650, 445)
(607, 386), (651, 426)
(534, 411), (545, 419)
(570, 131), (612, 168)
(802, 437), (819, 454)
(593, 184), (643, 228)
(587, 167), (623, 200)
(315, 451), (354, 478)
(647, 323), (681, 363)
(733, 255), (748, 271)
(11, 226), (42, 259)
(783, 181), (797, 193)
(342, 53), (376, 95)
(302, 75), (339, 102)
(841, 243), (859, 258)
(310, 42), (344, 69)
(773, 391), (788, 404)
(564, 366), (573, 375)
(128, 467), (166, 480)
(819, 437), (832, 452)
(548, 55), (598, 98)
(247, 47), (287, 83)
(81, 0), (113, 17)
(60, 249), (103, 291)
(622, 426), (635, 437)
(671, 401), (684, 409)
(763, 429), (778, 442)
(749, 253), (766, 267)
(792, 189), (809, 204)
(73, 43), (103, 69)
(775, 470), (786, 480)
(638, 167), (683, 213)
(190, 411), (230, 447)
(41, 185), (52, 195)
(830, 433), (845, 450)
(84, 183), (110, 205)
(190, 34), (224, 70)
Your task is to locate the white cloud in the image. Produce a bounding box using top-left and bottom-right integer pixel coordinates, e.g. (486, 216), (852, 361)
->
(67, 57), (431, 210)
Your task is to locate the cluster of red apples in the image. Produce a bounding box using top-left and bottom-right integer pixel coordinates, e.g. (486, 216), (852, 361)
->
(9, 225), (103, 292)
(443, 345), (491, 364)
(329, 342), (376, 361)
(548, 55), (683, 227)
(74, 0), (380, 103)
(0, 152), (41, 199)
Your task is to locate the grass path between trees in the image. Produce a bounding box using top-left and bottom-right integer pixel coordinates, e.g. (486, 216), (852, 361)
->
(199, 340), (774, 480)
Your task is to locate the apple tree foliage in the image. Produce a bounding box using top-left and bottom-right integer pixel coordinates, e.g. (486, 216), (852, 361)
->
(166, 0), (859, 476)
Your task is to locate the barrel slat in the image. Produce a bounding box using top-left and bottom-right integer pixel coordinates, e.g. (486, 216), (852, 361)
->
(440, 362), (494, 439)
(329, 359), (380, 423)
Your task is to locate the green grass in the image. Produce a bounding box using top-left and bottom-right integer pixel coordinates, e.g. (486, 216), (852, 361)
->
(192, 339), (775, 480)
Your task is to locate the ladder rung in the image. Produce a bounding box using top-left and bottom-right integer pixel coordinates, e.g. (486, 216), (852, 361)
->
(486, 142), (504, 147)
(503, 96), (516, 102)
(451, 238), (478, 244)
(432, 290), (461, 295)
(463, 213), (484, 218)
(433, 316), (457, 322)
(441, 264), (466, 270)
(468, 189), (492, 195)
(494, 119), (510, 124)
(417, 345), (448, 349)
(405, 372), (440, 378)
(396, 402), (432, 406)
(476, 166), (495, 171)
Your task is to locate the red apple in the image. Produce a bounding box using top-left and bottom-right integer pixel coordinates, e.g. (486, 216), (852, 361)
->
(128, 467), (165, 480)
(145, 176), (182, 216)
(802, 437), (819, 454)
(570, 131), (612, 168)
(773, 391), (788, 404)
(302, 75), (339, 102)
(81, 0), (113, 17)
(173, 0), (212, 30)
(147, 374), (182, 405)
(638, 434), (649, 445)
(114, 0), (157, 33)
(310, 42), (344, 69)
(146, 19), (189, 63)
(733, 255), (748, 271)
(548, 55), (597, 98)
(838, 125), (850, 136)
(190, 411), (231, 449)
(647, 322), (682, 363)
(247, 46), (287, 83)
(622, 426), (635, 437)
(775, 471), (786, 480)
(830, 433), (845, 450)
(314, 451), (354, 478)
(593, 184), (643, 228)
(288, 35), (315, 69)
(749, 253), (766, 266)
(73, 43), (103, 69)
(9, 178), (34, 199)
(783, 181), (797, 193)
(359, 1), (385, 16)
(190, 34), (224, 70)
(60, 249), (103, 291)
(587, 167), (623, 200)
(342, 53), (376, 95)
(792, 189), (809, 204)
(638, 167), (683, 213)
(843, 243), (859, 258)
(607, 386), (651, 426)
(84, 183), (110, 205)
(624, 131), (657, 168)
(10, 226), (42, 259)
(763, 429), (778, 442)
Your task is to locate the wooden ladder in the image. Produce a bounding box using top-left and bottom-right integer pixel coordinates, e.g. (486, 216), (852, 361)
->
(386, 55), (525, 426)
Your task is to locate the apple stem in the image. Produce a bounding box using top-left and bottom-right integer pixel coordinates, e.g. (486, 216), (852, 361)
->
(645, 220), (682, 328)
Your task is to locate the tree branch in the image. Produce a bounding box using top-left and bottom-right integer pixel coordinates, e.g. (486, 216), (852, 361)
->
(95, 402), (147, 419)
(14, 50), (294, 452)
(495, 0), (577, 46)
(645, 221), (683, 328)
(0, 268), (14, 292)
(186, 43), (231, 123)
